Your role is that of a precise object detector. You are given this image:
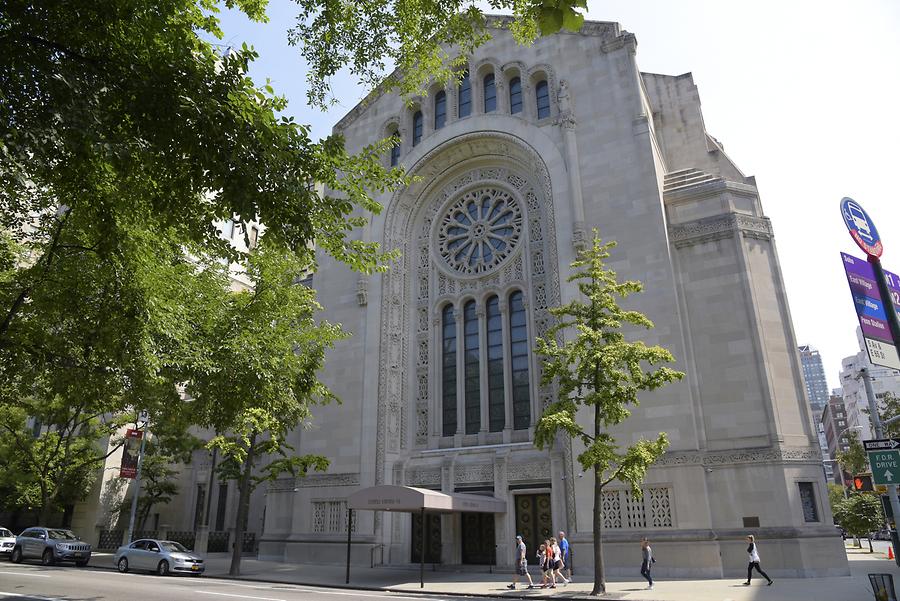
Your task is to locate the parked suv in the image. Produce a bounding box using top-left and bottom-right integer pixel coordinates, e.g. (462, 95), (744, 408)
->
(10, 527), (91, 566)
(0, 527), (15, 557)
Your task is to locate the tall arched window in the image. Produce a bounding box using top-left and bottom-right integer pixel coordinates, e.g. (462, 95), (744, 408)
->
(434, 91), (446, 130)
(509, 291), (530, 430)
(412, 110), (423, 145)
(441, 305), (457, 437)
(486, 296), (504, 432)
(463, 300), (480, 434)
(483, 74), (496, 113)
(389, 130), (401, 167)
(458, 71), (472, 118)
(535, 80), (550, 119)
(509, 77), (522, 114)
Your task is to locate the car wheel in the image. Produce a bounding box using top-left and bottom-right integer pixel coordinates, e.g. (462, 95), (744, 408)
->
(157, 560), (169, 576)
(10, 547), (22, 564)
(41, 549), (55, 566)
(117, 557), (129, 573)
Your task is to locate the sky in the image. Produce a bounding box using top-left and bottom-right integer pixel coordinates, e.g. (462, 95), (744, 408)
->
(217, 0), (900, 390)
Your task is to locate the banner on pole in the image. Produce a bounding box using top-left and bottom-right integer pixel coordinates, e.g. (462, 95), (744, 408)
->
(120, 429), (143, 479)
(841, 252), (900, 370)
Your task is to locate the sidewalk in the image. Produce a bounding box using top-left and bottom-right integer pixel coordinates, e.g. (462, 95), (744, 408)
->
(88, 541), (899, 600)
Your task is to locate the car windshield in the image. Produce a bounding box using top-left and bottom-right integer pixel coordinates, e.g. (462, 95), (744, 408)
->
(47, 529), (78, 540)
(160, 542), (187, 553)
(0, 529), (11, 537)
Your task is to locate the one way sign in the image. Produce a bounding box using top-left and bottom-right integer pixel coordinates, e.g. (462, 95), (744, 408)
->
(864, 439), (900, 451)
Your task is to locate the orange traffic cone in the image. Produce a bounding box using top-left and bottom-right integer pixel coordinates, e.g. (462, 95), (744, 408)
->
(889, 546), (894, 560)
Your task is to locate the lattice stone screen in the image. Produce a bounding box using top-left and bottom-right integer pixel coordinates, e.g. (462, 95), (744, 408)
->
(601, 486), (673, 529)
(312, 500), (357, 534)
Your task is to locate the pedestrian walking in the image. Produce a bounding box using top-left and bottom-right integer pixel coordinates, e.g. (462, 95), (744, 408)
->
(550, 537), (570, 585)
(543, 539), (556, 588)
(640, 537), (656, 590)
(508, 535), (535, 590)
(537, 542), (549, 588)
(558, 531), (572, 581)
(743, 535), (773, 586)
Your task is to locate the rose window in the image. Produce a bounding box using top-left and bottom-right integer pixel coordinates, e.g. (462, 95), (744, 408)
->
(437, 187), (522, 275)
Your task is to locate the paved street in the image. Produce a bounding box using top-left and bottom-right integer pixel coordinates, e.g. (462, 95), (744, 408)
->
(0, 562), (471, 601)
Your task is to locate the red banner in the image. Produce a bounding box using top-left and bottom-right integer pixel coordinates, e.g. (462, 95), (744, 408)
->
(119, 429), (143, 479)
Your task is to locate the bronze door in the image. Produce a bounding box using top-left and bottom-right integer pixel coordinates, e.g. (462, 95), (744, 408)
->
(411, 513), (442, 563)
(514, 493), (552, 553)
(460, 512), (496, 564)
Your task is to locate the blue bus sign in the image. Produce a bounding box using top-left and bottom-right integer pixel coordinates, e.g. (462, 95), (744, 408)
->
(841, 197), (883, 258)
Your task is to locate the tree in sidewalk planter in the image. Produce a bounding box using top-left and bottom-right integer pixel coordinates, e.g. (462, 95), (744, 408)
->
(185, 247), (345, 577)
(534, 233), (685, 597)
(833, 493), (885, 553)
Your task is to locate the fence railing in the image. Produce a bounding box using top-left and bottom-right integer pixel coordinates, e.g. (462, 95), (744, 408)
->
(97, 529), (123, 551)
(208, 531), (229, 553)
(166, 530), (196, 551)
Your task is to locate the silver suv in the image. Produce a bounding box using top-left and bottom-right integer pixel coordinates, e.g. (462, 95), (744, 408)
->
(10, 527), (92, 566)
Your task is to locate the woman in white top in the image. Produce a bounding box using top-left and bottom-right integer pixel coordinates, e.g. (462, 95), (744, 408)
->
(550, 537), (569, 585)
(743, 535), (773, 586)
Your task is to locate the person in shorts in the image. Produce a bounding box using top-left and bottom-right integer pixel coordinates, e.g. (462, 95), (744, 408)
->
(558, 531), (571, 581)
(550, 537), (569, 585)
(508, 535), (535, 589)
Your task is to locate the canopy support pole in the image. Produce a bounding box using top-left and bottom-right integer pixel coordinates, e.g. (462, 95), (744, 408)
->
(419, 508), (425, 589)
(345, 508), (353, 584)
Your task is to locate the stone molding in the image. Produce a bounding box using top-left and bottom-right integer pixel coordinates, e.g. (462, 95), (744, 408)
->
(507, 461), (551, 482)
(298, 473), (360, 488)
(405, 468), (442, 487)
(654, 445), (822, 468)
(668, 213), (773, 249)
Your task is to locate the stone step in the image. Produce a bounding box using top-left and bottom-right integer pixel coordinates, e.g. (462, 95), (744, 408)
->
(663, 168), (719, 192)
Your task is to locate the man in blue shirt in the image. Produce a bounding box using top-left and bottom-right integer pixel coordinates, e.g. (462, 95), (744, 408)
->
(558, 531), (571, 581)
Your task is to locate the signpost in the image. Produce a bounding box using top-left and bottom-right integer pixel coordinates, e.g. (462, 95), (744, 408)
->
(840, 252), (900, 370)
(865, 440), (900, 485)
(841, 197), (900, 565)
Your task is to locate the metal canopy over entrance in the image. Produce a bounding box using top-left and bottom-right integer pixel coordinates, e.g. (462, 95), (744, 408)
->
(344, 485), (507, 588)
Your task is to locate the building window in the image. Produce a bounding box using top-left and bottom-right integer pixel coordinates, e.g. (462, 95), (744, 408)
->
(389, 131), (401, 166)
(602, 486), (673, 529)
(535, 80), (550, 119)
(509, 77), (522, 114)
(483, 73), (496, 113)
(412, 111), (423, 146)
(509, 291), (530, 430)
(458, 71), (472, 118)
(798, 482), (819, 522)
(312, 500), (356, 534)
(442, 305), (457, 437)
(434, 91), (446, 130)
(486, 296), (504, 432)
(463, 300), (480, 434)
(248, 225), (259, 249)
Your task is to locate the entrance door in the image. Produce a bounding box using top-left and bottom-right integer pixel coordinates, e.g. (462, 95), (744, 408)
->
(411, 513), (442, 563)
(461, 513), (495, 564)
(514, 494), (552, 552)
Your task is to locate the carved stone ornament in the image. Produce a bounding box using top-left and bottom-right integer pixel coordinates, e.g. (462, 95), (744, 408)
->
(653, 445), (822, 468)
(668, 213), (773, 249)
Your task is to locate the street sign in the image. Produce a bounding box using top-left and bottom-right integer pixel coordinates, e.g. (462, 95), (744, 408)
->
(841, 197), (883, 258)
(842, 253), (900, 370)
(866, 439), (900, 485)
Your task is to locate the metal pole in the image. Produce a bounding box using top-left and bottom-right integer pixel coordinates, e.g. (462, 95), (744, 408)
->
(419, 508), (425, 589)
(861, 364), (900, 565)
(126, 427), (148, 543)
(345, 508), (353, 584)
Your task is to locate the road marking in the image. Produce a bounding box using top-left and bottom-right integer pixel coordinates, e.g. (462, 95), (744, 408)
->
(0, 572), (51, 578)
(0, 592), (66, 600)
(195, 592), (287, 601)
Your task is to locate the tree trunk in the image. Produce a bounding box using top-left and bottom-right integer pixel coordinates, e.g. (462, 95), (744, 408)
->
(38, 485), (52, 526)
(869, 537), (874, 553)
(229, 433), (256, 577)
(591, 403), (606, 596)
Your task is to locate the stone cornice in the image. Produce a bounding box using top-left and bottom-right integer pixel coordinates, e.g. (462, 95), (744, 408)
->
(653, 445), (821, 468)
(664, 178), (759, 205)
(668, 213), (773, 249)
(269, 473), (360, 490)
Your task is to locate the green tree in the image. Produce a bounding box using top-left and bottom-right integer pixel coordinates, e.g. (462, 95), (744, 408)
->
(534, 233), (684, 596)
(827, 482), (846, 515)
(880, 392), (900, 438)
(836, 430), (869, 481)
(834, 493), (884, 552)
(187, 247), (343, 577)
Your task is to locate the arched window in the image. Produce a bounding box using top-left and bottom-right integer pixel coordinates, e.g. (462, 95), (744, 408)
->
(458, 71), (472, 118)
(509, 291), (530, 430)
(483, 73), (496, 113)
(441, 305), (457, 437)
(412, 110), (423, 146)
(389, 130), (401, 167)
(486, 296), (504, 432)
(535, 80), (550, 119)
(434, 91), (446, 130)
(509, 77), (522, 114)
(463, 300), (480, 434)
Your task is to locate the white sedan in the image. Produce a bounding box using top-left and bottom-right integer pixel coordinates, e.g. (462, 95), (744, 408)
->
(113, 539), (204, 576)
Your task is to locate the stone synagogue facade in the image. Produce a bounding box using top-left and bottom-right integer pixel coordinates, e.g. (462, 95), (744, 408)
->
(258, 19), (848, 577)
